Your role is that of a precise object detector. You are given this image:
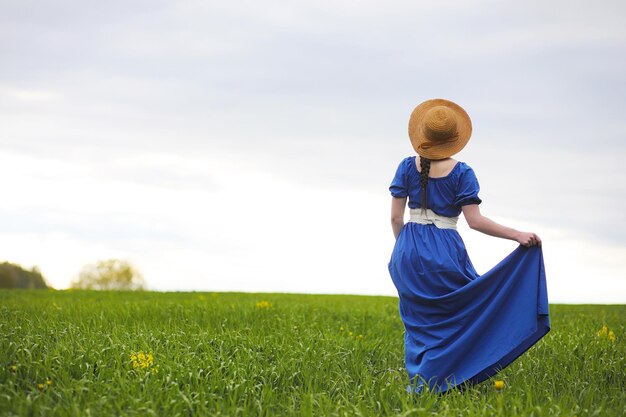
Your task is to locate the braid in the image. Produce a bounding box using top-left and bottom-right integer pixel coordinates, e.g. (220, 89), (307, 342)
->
(419, 156), (431, 215)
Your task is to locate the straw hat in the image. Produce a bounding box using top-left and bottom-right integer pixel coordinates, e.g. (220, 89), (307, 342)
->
(408, 98), (472, 160)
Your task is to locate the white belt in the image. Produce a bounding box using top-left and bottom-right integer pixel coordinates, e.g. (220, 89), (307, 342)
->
(409, 208), (458, 230)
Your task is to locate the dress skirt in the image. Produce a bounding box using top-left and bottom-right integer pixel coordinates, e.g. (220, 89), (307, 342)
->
(388, 222), (550, 393)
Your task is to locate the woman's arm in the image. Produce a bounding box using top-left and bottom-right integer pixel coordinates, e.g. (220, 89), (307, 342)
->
(391, 197), (407, 239)
(462, 204), (541, 247)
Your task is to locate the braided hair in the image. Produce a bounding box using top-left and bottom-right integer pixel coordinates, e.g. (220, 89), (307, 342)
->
(419, 156), (431, 215)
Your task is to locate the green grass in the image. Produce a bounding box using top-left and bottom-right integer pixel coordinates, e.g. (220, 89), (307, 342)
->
(1, 290), (624, 416)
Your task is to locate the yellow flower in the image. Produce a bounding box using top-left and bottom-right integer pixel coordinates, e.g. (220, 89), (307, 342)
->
(8, 365), (17, 373)
(130, 350), (156, 370)
(357, 334), (364, 340)
(255, 301), (272, 309)
(494, 380), (505, 390)
(598, 325), (617, 342)
(608, 330), (616, 342)
(37, 383), (46, 391)
(46, 379), (53, 386)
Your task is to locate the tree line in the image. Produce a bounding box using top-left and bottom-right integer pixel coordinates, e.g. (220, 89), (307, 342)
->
(0, 262), (48, 289)
(0, 259), (145, 290)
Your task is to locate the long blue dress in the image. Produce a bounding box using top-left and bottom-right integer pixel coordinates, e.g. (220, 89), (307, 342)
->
(387, 156), (550, 393)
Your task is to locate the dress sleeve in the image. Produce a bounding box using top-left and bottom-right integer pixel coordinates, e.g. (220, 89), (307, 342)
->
(454, 165), (482, 206)
(389, 158), (409, 198)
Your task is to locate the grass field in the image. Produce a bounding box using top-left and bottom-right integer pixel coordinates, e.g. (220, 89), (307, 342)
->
(1, 290), (624, 416)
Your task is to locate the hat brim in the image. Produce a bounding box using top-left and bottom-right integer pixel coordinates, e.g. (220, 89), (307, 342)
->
(408, 98), (472, 160)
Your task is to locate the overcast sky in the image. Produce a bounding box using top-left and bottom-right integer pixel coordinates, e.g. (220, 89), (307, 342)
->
(1, 0), (625, 302)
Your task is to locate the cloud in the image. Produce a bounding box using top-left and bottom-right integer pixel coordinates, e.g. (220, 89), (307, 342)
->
(1, 0), (625, 300)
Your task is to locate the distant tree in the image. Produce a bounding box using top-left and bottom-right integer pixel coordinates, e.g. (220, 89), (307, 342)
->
(0, 262), (49, 289)
(70, 259), (145, 291)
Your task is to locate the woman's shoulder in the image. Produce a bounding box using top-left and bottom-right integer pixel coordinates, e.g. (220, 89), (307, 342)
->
(398, 155), (416, 165)
(454, 160), (478, 175)
(393, 156), (417, 174)
(452, 161), (481, 188)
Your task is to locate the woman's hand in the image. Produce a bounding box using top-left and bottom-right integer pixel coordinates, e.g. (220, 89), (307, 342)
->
(515, 231), (542, 247)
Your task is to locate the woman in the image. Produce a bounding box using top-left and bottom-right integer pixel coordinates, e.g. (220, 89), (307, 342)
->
(388, 98), (550, 394)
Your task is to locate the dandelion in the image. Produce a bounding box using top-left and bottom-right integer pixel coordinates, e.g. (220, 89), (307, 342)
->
(130, 351), (157, 370)
(8, 365), (17, 373)
(255, 301), (272, 309)
(357, 334), (364, 340)
(46, 379), (53, 386)
(339, 326), (344, 332)
(598, 325), (617, 342)
(494, 380), (505, 390)
(37, 383), (46, 391)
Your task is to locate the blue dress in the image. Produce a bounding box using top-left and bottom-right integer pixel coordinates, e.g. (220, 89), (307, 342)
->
(388, 156), (550, 393)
